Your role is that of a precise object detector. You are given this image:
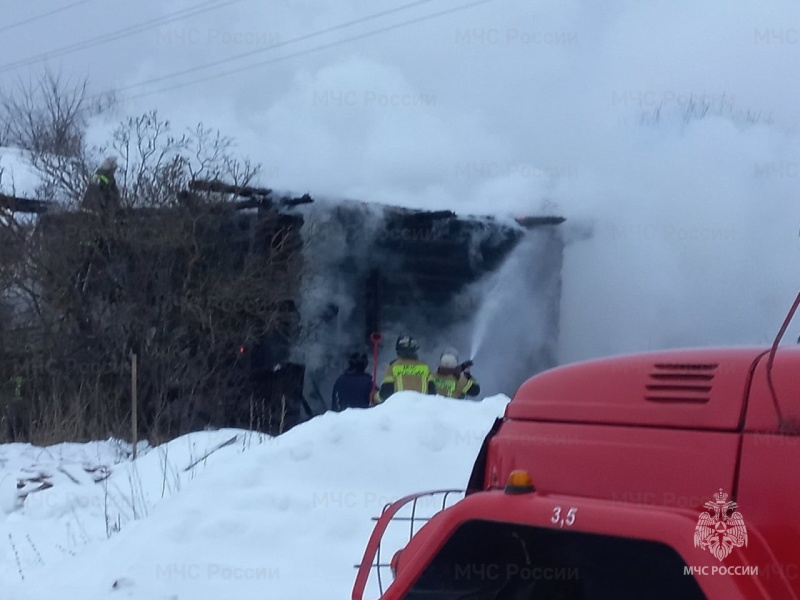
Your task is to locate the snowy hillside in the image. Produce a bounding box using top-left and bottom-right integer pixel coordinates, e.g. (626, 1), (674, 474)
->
(0, 393), (508, 599)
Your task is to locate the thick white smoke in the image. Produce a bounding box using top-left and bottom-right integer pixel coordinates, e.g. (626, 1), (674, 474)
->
(162, 0), (800, 366)
(13, 0), (798, 372)
(556, 114), (800, 363)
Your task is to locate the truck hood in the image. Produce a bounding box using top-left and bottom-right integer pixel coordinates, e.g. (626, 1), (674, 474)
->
(508, 347), (769, 430)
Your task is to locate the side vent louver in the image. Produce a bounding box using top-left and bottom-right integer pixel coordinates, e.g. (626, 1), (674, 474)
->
(645, 363), (718, 404)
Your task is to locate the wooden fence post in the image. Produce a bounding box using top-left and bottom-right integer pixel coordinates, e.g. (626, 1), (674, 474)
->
(131, 352), (138, 459)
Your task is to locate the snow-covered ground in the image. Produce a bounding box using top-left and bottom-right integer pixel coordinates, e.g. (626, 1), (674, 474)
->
(0, 393), (508, 599)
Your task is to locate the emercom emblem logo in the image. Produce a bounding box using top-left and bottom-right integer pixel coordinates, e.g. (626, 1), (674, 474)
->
(693, 489), (748, 561)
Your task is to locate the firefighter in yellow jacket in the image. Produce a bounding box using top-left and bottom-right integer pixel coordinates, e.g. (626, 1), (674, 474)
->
(374, 334), (435, 403)
(431, 347), (481, 399)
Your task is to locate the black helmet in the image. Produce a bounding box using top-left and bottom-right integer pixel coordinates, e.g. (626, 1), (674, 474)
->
(348, 352), (368, 372)
(395, 334), (419, 358)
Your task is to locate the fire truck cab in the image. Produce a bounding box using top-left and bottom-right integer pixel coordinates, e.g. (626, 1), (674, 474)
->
(353, 344), (800, 599)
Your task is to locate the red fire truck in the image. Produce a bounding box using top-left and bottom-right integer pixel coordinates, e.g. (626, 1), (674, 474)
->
(353, 297), (800, 599)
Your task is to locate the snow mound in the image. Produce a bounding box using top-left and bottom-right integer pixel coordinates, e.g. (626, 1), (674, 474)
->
(0, 393), (509, 599)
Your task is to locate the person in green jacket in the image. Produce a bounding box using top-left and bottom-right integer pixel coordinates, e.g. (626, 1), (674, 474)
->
(3, 370), (27, 441)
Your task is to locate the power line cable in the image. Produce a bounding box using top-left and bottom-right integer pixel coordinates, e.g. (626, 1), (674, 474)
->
(0, 0), (245, 74)
(103, 0), (441, 97)
(0, 0), (98, 34)
(127, 0), (491, 102)
(106, 0), (490, 103)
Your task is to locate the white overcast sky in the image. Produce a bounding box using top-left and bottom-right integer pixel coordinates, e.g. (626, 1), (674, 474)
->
(2, 0), (800, 362)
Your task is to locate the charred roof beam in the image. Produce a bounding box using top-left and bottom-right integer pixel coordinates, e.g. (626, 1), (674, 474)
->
(187, 179), (314, 211)
(515, 215), (566, 228)
(0, 192), (53, 214)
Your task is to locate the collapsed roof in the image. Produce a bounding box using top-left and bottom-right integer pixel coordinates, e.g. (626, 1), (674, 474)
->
(1, 179), (566, 431)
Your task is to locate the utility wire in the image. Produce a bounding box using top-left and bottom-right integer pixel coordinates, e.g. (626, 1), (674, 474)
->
(0, 0), (98, 34)
(0, 0), (245, 74)
(104, 0), (441, 97)
(105, 0), (490, 103)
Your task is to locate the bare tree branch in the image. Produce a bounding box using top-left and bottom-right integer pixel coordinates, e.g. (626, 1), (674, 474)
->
(1, 73), (303, 444)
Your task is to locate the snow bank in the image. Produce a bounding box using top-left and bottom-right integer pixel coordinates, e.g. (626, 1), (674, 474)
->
(0, 393), (508, 599)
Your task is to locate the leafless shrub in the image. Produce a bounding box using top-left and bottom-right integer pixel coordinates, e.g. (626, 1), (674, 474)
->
(0, 73), (304, 445)
(638, 93), (769, 127)
(0, 69), (114, 204)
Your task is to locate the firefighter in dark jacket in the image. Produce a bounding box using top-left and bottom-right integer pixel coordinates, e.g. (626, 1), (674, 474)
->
(431, 347), (480, 399)
(76, 156), (121, 294)
(331, 352), (373, 411)
(375, 335), (435, 403)
(81, 156), (121, 213)
(2, 364), (28, 441)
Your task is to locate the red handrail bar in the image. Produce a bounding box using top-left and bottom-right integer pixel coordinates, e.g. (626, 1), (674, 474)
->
(352, 489), (463, 600)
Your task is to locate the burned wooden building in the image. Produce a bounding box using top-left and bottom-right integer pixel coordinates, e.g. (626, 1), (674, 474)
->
(0, 183), (564, 442)
(293, 201), (565, 410)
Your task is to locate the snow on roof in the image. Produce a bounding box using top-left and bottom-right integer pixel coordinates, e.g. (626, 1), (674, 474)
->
(0, 147), (40, 198)
(0, 392), (509, 599)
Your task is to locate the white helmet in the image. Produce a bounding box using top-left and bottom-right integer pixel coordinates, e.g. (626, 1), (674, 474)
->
(98, 156), (118, 172)
(439, 348), (459, 369)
